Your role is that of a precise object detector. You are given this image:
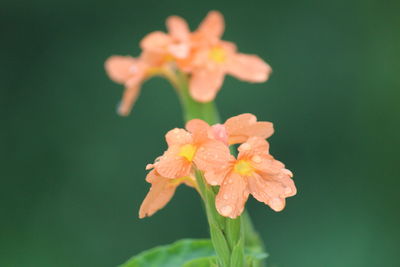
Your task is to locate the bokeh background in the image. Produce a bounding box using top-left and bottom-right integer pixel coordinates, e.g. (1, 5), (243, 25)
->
(1, 0), (399, 266)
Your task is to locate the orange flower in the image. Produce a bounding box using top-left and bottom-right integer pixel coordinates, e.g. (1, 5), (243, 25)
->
(139, 165), (196, 218)
(140, 15), (192, 69)
(210, 113), (274, 145)
(105, 11), (273, 115)
(105, 16), (191, 116)
(188, 11), (272, 102)
(204, 137), (296, 218)
(154, 119), (231, 179)
(104, 55), (150, 116)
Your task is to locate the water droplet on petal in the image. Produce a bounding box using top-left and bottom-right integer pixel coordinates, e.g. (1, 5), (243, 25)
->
(270, 198), (284, 211)
(129, 65), (138, 73)
(252, 155), (262, 163)
(241, 143), (251, 151)
(220, 205), (233, 216)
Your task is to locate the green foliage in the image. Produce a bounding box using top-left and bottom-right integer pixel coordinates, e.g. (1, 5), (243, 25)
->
(119, 239), (215, 267)
(230, 238), (245, 267)
(119, 238), (268, 267)
(182, 256), (217, 267)
(209, 224), (231, 266)
(245, 248), (268, 267)
(174, 71), (220, 125)
(225, 217), (241, 250)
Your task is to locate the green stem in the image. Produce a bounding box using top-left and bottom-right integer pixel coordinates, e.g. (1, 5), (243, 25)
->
(174, 71), (220, 125)
(168, 71), (265, 267)
(194, 170), (232, 267)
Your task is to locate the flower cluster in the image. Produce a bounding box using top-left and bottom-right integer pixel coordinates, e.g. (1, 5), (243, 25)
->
(105, 11), (272, 116)
(139, 114), (296, 219)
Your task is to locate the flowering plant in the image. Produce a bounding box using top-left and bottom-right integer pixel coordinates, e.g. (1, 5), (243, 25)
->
(105, 11), (296, 267)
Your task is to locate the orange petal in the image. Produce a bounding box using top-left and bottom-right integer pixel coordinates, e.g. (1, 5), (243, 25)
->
(247, 173), (285, 211)
(186, 119), (210, 143)
(276, 169), (297, 198)
(189, 69), (225, 102)
(182, 175), (197, 188)
(204, 164), (231, 186)
(239, 137), (286, 175)
(155, 146), (192, 178)
(248, 170), (295, 212)
(247, 173), (271, 203)
(117, 84), (141, 116)
(166, 15), (190, 41)
(225, 114), (274, 144)
(227, 53), (272, 83)
(165, 128), (192, 146)
(210, 124), (229, 145)
(238, 137), (270, 158)
(139, 49), (165, 66)
(197, 10), (225, 39)
(252, 156), (285, 175)
(216, 172), (249, 218)
(194, 140), (232, 172)
(140, 31), (171, 52)
(105, 56), (137, 84)
(139, 170), (177, 218)
(168, 43), (190, 59)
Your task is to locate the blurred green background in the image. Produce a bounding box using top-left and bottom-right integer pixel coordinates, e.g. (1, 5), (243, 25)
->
(1, 0), (399, 266)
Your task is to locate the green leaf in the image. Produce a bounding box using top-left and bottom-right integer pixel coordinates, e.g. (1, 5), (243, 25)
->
(241, 211), (265, 250)
(245, 247), (268, 267)
(174, 71), (220, 125)
(182, 256), (217, 267)
(230, 238), (245, 267)
(204, 185), (226, 230)
(225, 217), (241, 249)
(119, 239), (215, 267)
(246, 247), (268, 260)
(194, 170), (225, 231)
(209, 224), (231, 266)
(120, 238), (268, 267)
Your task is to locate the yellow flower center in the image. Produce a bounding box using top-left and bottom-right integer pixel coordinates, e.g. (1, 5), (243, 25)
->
(146, 67), (163, 76)
(209, 46), (226, 63)
(169, 176), (193, 186)
(163, 54), (175, 62)
(179, 144), (197, 162)
(233, 160), (254, 176)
